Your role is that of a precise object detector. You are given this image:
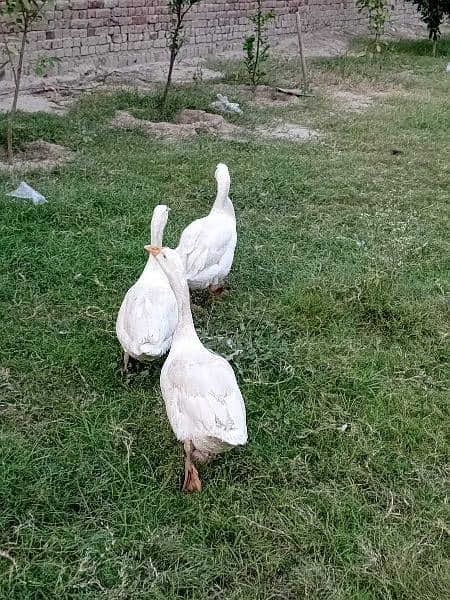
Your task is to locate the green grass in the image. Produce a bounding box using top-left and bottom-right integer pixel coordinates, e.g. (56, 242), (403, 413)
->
(0, 40), (449, 599)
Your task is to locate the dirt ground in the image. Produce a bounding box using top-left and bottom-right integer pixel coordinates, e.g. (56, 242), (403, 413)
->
(0, 140), (74, 172)
(0, 23), (441, 163)
(109, 109), (239, 141)
(270, 21), (432, 59)
(0, 62), (223, 115)
(108, 108), (323, 143)
(254, 122), (322, 141)
(0, 23), (434, 117)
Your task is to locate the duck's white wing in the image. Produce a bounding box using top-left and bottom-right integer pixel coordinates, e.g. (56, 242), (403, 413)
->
(161, 351), (247, 449)
(176, 215), (236, 285)
(116, 284), (177, 358)
(216, 232), (236, 279)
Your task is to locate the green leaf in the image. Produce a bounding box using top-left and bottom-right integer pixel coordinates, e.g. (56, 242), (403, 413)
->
(32, 54), (60, 76)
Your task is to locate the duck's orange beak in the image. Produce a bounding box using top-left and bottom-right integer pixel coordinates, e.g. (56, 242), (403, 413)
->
(144, 245), (161, 256)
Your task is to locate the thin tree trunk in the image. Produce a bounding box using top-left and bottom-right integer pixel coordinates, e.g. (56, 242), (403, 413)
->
(161, 3), (196, 110)
(161, 7), (183, 111)
(432, 38), (437, 58)
(251, 0), (262, 89)
(4, 42), (18, 86)
(7, 18), (28, 164)
(162, 45), (177, 109)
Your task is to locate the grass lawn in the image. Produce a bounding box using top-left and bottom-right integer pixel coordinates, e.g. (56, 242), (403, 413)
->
(0, 39), (449, 599)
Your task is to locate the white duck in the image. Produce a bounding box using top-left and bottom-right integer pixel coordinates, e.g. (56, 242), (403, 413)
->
(116, 205), (178, 372)
(145, 244), (247, 492)
(176, 163), (236, 295)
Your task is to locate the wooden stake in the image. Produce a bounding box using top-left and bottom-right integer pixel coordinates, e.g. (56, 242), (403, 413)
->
(296, 11), (309, 93)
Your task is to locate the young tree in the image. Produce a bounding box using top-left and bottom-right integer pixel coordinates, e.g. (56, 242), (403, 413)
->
(356, 0), (391, 51)
(406, 0), (450, 56)
(242, 0), (275, 88)
(161, 0), (202, 110)
(0, 0), (53, 163)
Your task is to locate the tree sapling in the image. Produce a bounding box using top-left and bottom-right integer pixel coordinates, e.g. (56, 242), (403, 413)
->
(161, 0), (202, 110)
(0, 0), (54, 163)
(242, 0), (275, 89)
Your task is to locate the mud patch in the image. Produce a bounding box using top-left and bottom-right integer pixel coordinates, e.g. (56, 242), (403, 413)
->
(0, 140), (74, 172)
(109, 109), (238, 140)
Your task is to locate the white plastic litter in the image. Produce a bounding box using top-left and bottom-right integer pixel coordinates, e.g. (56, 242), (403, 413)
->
(446, 63), (450, 72)
(7, 181), (47, 205)
(211, 93), (242, 114)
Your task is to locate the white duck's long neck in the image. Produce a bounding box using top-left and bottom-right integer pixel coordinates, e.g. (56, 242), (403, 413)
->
(142, 253), (158, 276)
(211, 170), (235, 219)
(142, 212), (166, 276)
(167, 269), (200, 344)
(150, 212), (164, 247)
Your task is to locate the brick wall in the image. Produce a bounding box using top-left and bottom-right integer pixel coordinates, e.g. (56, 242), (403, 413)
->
(18, 0), (416, 74)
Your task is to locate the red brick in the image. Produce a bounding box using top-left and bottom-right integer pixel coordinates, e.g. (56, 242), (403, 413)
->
(21, 0), (417, 74)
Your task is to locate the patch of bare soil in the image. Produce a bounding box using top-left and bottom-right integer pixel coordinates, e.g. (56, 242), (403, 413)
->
(213, 83), (299, 108)
(331, 89), (402, 112)
(109, 109), (238, 140)
(244, 85), (299, 107)
(332, 90), (375, 111)
(110, 109), (323, 143)
(115, 60), (223, 86)
(255, 122), (322, 141)
(0, 59), (223, 116)
(0, 90), (68, 114)
(0, 140), (74, 172)
(0, 78), (76, 114)
(251, 86), (299, 107)
(270, 22), (433, 59)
